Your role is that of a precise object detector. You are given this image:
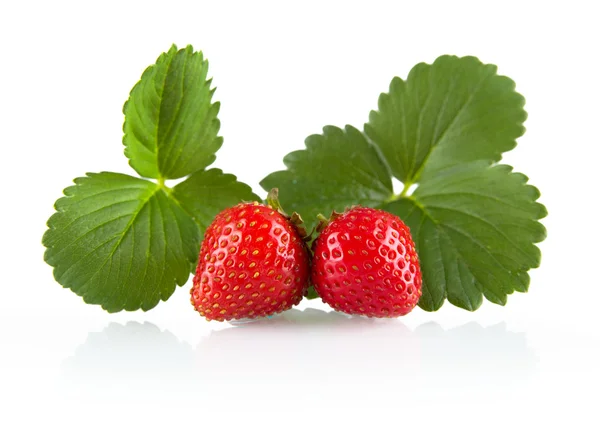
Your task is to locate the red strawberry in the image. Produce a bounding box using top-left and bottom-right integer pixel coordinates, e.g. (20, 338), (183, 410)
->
(191, 197), (310, 322)
(311, 206), (422, 317)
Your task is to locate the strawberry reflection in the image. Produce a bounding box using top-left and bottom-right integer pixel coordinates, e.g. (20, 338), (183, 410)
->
(196, 309), (535, 405)
(61, 309), (535, 413)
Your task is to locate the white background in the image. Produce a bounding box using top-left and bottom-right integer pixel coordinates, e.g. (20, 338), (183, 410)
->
(1, 1), (599, 426)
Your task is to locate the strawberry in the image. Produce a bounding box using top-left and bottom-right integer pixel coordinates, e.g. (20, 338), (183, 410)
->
(191, 193), (310, 322)
(311, 206), (422, 317)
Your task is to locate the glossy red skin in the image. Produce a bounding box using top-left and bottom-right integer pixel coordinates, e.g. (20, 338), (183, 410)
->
(191, 202), (310, 322)
(311, 207), (422, 317)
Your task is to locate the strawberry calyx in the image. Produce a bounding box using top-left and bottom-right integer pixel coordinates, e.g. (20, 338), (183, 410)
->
(315, 210), (344, 233)
(266, 188), (311, 241)
(265, 188), (316, 300)
(266, 188), (286, 215)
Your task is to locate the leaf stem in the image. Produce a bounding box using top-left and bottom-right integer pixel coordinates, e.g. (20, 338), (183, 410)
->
(385, 181), (413, 203)
(400, 181), (412, 197)
(157, 176), (173, 195)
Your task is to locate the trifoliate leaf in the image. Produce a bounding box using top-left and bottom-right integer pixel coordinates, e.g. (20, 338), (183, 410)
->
(123, 44), (222, 180)
(171, 168), (261, 240)
(261, 55), (546, 311)
(365, 56), (526, 184)
(260, 125), (393, 232)
(43, 172), (199, 312)
(382, 163), (547, 311)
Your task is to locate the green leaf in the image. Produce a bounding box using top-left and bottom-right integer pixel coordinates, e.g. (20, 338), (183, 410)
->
(43, 172), (199, 312)
(261, 55), (546, 311)
(260, 125), (393, 232)
(382, 163), (547, 311)
(365, 56), (526, 184)
(123, 44), (222, 180)
(171, 168), (261, 240)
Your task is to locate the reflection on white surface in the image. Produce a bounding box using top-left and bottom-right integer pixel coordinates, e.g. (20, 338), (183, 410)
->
(61, 322), (195, 402)
(60, 308), (536, 411)
(197, 309), (536, 405)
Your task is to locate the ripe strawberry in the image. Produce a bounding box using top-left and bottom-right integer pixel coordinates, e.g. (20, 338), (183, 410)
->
(191, 197), (310, 322)
(311, 206), (422, 317)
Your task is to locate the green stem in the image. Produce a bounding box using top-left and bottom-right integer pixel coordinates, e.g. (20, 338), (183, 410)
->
(385, 181), (413, 203)
(316, 213), (329, 225)
(316, 213), (330, 233)
(157, 176), (173, 195)
(266, 188), (285, 214)
(400, 181), (412, 197)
